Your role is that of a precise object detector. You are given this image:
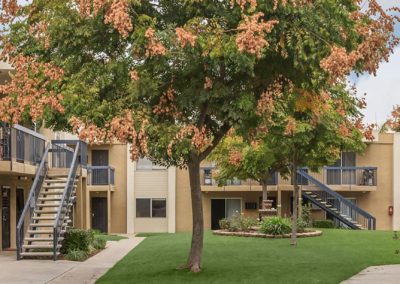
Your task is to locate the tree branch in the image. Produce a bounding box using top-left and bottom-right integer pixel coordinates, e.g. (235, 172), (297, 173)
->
(199, 123), (231, 161)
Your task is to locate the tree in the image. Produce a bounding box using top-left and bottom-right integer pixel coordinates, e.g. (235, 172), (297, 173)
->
(209, 134), (278, 204)
(210, 81), (369, 245)
(0, 0), (398, 272)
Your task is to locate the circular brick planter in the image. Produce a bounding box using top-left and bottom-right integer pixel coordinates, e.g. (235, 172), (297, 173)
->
(213, 230), (322, 239)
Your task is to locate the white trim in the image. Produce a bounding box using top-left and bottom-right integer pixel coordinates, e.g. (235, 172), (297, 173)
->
(167, 166), (176, 233)
(126, 144), (135, 234)
(393, 134), (400, 230)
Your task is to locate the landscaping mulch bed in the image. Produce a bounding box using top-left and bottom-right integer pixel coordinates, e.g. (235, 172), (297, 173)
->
(213, 230), (322, 238)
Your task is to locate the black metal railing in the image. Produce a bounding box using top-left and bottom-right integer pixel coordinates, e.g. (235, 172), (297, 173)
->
(16, 144), (50, 260)
(0, 124), (46, 165)
(87, 166), (115, 186)
(53, 141), (81, 260)
(298, 169), (376, 230)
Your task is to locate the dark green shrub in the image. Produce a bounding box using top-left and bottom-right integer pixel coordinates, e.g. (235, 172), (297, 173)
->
(312, 220), (335, 228)
(260, 217), (292, 235)
(219, 218), (231, 230)
(65, 249), (88, 261)
(93, 237), (107, 250)
(61, 229), (95, 254)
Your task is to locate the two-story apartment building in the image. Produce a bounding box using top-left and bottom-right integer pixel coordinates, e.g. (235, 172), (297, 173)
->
(2, 60), (400, 259)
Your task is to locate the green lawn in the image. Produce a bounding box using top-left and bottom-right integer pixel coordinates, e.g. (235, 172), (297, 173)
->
(97, 229), (400, 284)
(94, 234), (128, 242)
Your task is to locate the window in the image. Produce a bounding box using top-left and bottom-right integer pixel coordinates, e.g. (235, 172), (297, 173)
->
(136, 198), (166, 218)
(203, 169), (215, 185)
(152, 199), (167, 218)
(136, 157), (166, 170)
(136, 199), (151, 217)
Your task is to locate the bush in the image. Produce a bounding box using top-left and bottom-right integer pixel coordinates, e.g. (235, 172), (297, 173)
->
(260, 217), (292, 235)
(301, 204), (312, 227)
(312, 220), (335, 228)
(93, 237), (107, 250)
(297, 218), (308, 233)
(219, 218), (231, 230)
(65, 249), (88, 261)
(219, 213), (257, 232)
(61, 229), (95, 254)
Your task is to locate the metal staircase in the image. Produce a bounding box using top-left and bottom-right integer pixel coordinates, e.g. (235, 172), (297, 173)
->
(16, 141), (85, 260)
(297, 169), (376, 230)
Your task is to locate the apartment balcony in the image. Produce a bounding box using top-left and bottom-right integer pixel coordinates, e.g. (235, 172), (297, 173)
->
(201, 166), (377, 192)
(0, 124), (46, 175)
(87, 165), (116, 191)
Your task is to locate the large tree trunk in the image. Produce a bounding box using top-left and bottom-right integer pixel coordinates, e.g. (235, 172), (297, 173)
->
(186, 158), (204, 273)
(291, 160), (298, 246)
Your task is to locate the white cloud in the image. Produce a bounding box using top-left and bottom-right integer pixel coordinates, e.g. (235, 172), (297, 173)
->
(355, 47), (400, 125)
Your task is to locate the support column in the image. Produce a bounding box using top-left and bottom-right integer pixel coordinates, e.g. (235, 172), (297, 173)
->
(393, 133), (400, 230)
(277, 186), (282, 217)
(167, 166), (176, 233)
(85, 188), (90, 229)
(107, 190), (111, 233)
(126, 144), (136, 234)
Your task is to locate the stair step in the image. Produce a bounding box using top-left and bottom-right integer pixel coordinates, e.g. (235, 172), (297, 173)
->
(320, 201), (327, 204)
(39, 191), (64, 195)
(27, 229), (65, 234)
(36, 204), (63, 208)
(21, 252), (60, 257)
(37, 197), (62, 202)
(32, 217), (56, 220)
(29, 223), (55, 227)
(23, 244), (61, 249)
(34, 209), (67, 214)
(25, 237), (64, 242)
(27, 229), (54, 234)
(305, 191), (313, 194)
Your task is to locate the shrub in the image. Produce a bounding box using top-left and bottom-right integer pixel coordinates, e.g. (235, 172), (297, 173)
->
(241, 216), (258, 232)
(260, 217), (292, 235)
(220, 213), (257, 232)
(65, 249), (88, 262)
(219, 218), (231, 230)
(93, 237), (107, 250)
(61, 229), (95, 254)
(301, 204), (312, 227)
(297, 218), (308, 233)
(312, 220), (335, 228)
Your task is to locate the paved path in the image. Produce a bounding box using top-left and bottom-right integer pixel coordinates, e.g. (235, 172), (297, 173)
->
(0, 236), (145, 284)
(342, 265), (400, 284)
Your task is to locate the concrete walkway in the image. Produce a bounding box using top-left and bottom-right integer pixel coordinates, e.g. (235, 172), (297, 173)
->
(342, 265), (400, 284)
(0, 236), (145, 284)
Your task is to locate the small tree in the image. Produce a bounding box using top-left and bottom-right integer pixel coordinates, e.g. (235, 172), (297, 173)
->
(209, 135), (279, 204)
(1, 0), (398, 271)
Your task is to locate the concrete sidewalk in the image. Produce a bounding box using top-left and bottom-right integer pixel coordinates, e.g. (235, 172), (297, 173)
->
(342, 265), (400, 284)
(0, 235), (144, 284)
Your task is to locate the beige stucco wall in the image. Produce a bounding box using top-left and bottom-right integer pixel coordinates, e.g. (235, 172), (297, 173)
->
(175, 133), (396, 232)
(84, 144), (128, 234)
(0, 175), (32, 251)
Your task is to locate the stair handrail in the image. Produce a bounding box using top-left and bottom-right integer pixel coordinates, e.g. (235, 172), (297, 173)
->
(297, 169), (376, 219)
(16, 143), (50, 260)
(52, 141), (81, 260)
(297, 169), (376, 229)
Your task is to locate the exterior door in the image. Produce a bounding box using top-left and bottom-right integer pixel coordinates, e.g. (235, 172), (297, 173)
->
(2, 187), (10, 249)
(211, 199), (225, 230)
(16, 188), (24, 226)
(91, 197), (108, 233)
(211, 199), (242, 230)
(92, 150), (109, 185)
